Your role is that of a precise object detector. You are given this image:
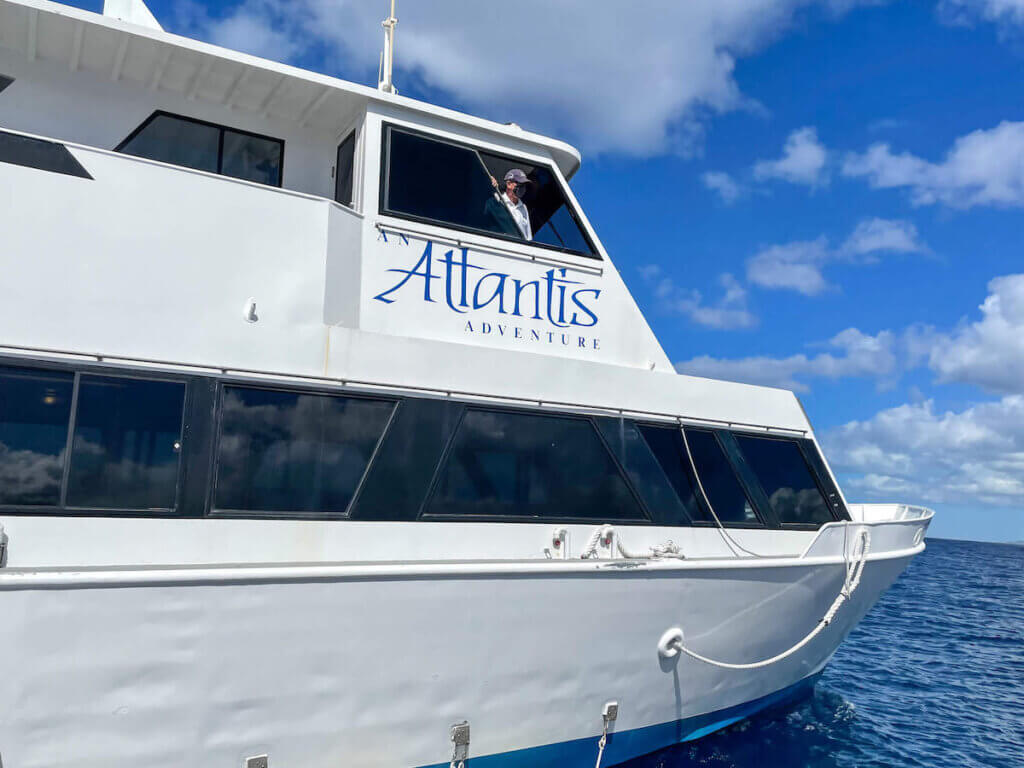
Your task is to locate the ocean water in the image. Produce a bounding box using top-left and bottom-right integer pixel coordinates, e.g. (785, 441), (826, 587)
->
(624, 538), (1024, 768)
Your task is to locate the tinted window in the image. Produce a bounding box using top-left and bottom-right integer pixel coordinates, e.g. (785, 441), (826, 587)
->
(335, 131), (356, 206)
(119, 113), (220, 174)
(66, 376), (185, 510)
(221, 130), (282, 186)
(427, 409), (645, 520)
(117, 112), (283, 187)
(0, 366), (73, 506)
(382, 126), (598, 258)
(683, 429), (759, 525)
(735, 435), (833, 525)
(638, 425), (710, 523)
(0, 75), (14, 95)
(214, 387), (394, 515)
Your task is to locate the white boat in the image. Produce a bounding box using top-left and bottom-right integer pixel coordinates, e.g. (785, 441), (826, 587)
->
(0, 1), (933, 766)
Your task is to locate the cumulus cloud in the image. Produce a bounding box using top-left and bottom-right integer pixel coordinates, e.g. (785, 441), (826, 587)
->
(928, 274), (1024, 394)
(753, 126), (829, 186)
(702, 171), (744, 203)
(745, 218), (927, 295)
(641, 267), (757, 330)
(677, 327), (899, 390)
(174, 0), (875, 156)
(825, 396), (1024, 506)
(842, 121), (1024, 208)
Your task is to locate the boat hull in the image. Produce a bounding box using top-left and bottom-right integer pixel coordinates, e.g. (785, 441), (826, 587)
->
(0, 545), (916, 768)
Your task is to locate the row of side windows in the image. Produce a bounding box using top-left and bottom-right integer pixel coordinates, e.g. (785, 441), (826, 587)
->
(0, 361), (847, 526)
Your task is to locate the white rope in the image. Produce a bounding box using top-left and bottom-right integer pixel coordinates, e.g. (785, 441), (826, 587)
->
(670, 527), (871, 670)
(594, 723), (607, 768)
(580, 525), (685, 560)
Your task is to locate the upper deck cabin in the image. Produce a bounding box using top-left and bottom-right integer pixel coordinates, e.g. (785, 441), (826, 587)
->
(0, 0), (810, 435)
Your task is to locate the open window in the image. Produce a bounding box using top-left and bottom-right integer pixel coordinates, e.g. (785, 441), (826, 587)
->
(380, 124), (599, 259)
(116, 111), (284, 187)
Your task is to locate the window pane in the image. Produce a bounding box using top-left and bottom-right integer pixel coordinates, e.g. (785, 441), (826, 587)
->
(735, 435), (833, 525)
(384, 128), (520, 238)
(67, 377), (185, 509)
(427, 409), (645, 520)
(221, 130), (282, 186)
(683, 429), (759, 524)
(118, 114), (220, 174)
(0, 366), (73, 506)
(335, 131), (355, 205)
(638, 425), (710, 523)
(383, 127), (598, 257)
(214, 388), (394, 515)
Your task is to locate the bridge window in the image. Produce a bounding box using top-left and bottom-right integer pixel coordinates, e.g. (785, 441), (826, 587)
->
(66, 376), (186, 510)
(734, 435), (834, 525)
(0, 366), (74, 506)
(380, 124), (599, 258)
(426, 408), (645, 520)
(117, 111), (283, 187)
(213, 387), (395, 516)
(683, 429), (760, 525)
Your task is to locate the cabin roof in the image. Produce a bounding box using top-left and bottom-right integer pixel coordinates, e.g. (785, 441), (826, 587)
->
(0, 0), (584, 178)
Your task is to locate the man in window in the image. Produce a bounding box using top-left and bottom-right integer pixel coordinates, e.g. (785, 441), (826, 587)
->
(488, 169), (532, 241)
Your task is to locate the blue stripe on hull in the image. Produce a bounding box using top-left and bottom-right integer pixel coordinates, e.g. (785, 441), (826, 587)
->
(419, 673), (821, 768)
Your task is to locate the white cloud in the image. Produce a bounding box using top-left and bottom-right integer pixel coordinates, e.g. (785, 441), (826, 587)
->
(842, 121), (1024, 208)
(175, 0), (875, 156)
(745, 218), (927, 295)
(641, 267), (757, 330)
(753, 126), (829, 186)
(938, 0), (1024, 28)
(676, 327), (898, 390)
(746, 237), (831, 295)
(825, 396), (1024, 506)
(839, 217), (929, 258)
(928, 274), (1024, 394)
(702, 171), (744, 203)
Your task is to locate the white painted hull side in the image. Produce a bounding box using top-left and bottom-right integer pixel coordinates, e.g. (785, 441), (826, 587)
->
(0, 541), (919, 768)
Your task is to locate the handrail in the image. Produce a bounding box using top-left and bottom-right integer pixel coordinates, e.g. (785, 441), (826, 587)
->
(0, 343), (808, 436)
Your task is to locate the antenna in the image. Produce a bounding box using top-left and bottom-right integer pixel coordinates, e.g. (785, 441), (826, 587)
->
(378, 0), (398, 94)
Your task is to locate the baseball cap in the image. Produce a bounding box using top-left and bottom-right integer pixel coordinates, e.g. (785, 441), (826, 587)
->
(504, 169), (530, 184)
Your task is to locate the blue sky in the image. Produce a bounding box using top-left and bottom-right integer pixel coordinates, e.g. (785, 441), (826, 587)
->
(71, 0), (1024, 542)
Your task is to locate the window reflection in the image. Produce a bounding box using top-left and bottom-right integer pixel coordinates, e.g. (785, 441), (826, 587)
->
(638, 425), (711, 523)
(683, 429), (759, 524)
(66, 376), (185, 510)
(0, 367), (73, 506)
(428, 409), (645, 520)
(735, 435), (832, 525)
(214, 387), (394, 515)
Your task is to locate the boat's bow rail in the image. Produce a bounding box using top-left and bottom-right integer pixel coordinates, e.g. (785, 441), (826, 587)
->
(800, 504), (933, 561)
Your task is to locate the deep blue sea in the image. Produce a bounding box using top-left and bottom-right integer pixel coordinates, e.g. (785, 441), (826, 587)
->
(625, 538), (1024, 768)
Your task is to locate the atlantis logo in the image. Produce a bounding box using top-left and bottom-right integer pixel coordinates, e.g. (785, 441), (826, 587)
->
(373, 239), (603, 351)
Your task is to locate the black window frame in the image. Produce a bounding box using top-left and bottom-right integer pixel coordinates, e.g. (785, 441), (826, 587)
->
(670, 425), (769, 529)
(418, 403), (652, 524)
(727, 430), (848, 530)
(335, 129), (357, 207)
(0, 355), (846, 530)
(378, 122), (601, 261)
(115, 110), (285, 188)
(207, 380), (398, 521)
(0, 356), (193, 518)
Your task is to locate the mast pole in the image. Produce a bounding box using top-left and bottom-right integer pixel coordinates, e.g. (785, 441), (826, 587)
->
(378, 0), (398, 94)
